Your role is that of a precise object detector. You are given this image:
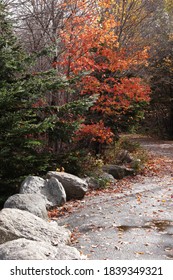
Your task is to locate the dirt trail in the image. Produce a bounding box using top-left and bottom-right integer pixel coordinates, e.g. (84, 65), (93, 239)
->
(57, 136), (173, 259)
(129, 134), (173, 159)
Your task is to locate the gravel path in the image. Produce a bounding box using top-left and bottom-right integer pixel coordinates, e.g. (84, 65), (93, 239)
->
(58, 136), (173, 259)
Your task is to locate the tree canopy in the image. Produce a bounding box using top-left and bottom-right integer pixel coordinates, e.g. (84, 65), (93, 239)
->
(0, 0), (172, 190)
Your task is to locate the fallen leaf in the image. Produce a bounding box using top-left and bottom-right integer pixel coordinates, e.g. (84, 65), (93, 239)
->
(91, 245), (98, 248)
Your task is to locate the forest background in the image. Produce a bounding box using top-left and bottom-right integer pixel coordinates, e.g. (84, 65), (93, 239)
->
(0, 0), (173, 202)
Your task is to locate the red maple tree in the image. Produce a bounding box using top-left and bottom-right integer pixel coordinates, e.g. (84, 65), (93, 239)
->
(53, 0), (150, 145)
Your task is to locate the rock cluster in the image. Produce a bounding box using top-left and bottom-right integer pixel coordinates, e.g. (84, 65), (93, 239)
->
(102, 150), (138, 179)
(0, 157), (137, 259)
(0, 171), (88, 260)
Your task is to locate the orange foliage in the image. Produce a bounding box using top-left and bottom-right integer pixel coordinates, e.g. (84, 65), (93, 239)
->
(53, 0), (151, 143)
(74, 121), (114, 144)
(91, 77), (151, 115)
(56, 1), (149, 76)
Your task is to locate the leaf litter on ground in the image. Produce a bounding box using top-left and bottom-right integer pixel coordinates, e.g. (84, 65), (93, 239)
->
(48, 149), (173, 220)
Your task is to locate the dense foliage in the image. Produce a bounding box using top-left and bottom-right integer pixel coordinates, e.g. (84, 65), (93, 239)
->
(1, 0), (172, 193)
(0, 2), (94, 188)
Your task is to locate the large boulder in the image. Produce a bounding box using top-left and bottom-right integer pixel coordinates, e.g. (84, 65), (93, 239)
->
(20, 176), (66, 208)
(20, 176), (45, 194)
(0, 208), (70, 245)
(47, 171), (88, 200)
(4, 194), (48, 220)
(45, 177), (66, 207)
(103, 164), (135, 179)
(0, 238), (84, 260)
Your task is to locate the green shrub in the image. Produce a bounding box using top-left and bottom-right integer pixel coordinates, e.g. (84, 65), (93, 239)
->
(116, 136), (140, 153)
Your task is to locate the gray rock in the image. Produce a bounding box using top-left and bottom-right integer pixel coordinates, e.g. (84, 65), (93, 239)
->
(4, 194), (48, 220)
(20, 176), (45, 194)
(20, 176), (66, 208)
(45, 177), (66, 207)
(85, 177), (100, 189)
(103, 165), (135, 179)
(0, 238), (84, 260)
(47, 171), (88, 200)
(101, 172), (115, 183)
(0, 208), (70, 245)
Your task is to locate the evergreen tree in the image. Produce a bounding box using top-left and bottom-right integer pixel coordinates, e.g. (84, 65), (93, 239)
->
(0, 3), (47, 186)
(0, 3), (68, 188)
(0, 2), (95, 192)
